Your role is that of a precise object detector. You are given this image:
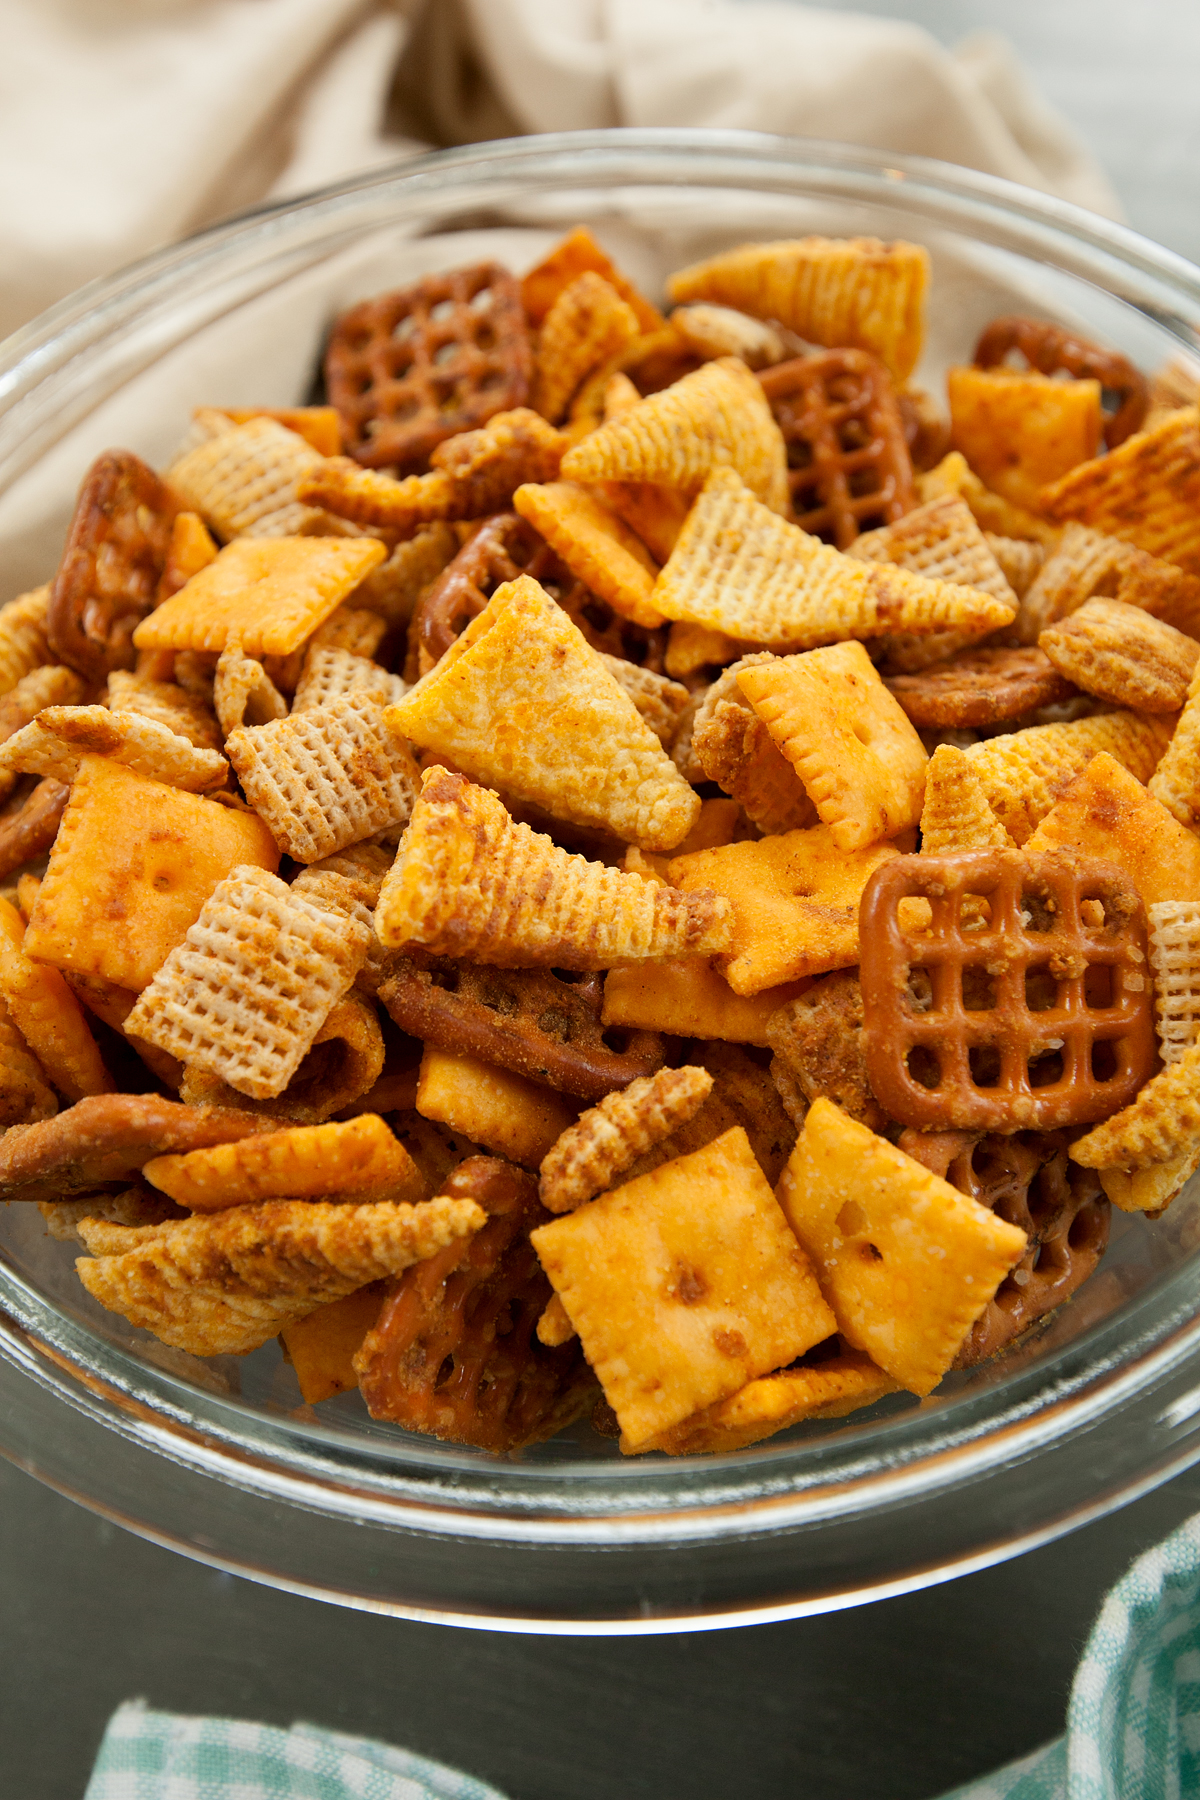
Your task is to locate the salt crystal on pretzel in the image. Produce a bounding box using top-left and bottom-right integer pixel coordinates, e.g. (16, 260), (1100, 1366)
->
(532, 1125), (835, 1449)
(387, 575), (699, 852)
(651, 469), (1014, 651)
(521, 226), (663, 333)
(737, 642), (927, 851)
(375, 767), (730, 969)
(0, 897), (113, 1101)
(948, 366), (1102, 512)
(1147, 901), (1200, 1066)
(125, 865), (369, 1100)
(534, 273), (641, 424)
(919, 744), (1013, 854)
(639, 1346), (896, 1456)
(666, 236), (929, 383)
(778, 1099), (1027, 1394)
(212, 641), (288, 739)
(0, 705), (228, 793)
(166, 415), (339, 539)
(1028, 754), (1200, 911)
(1039, 597), (1199, 714)
(133, 536), (386, 659)
(227, 694), (419, 863)
(512, 481), (663, 628)
(1018, 523), (1200, 645)
(75, 1193), (484, 1356)
(143, 1114), (424, 1212)
(0, 587), (53, 695)
(538, 1066), (714, 1213)
(561, 358), (790, 514)
(0, 995), (56, 1126)
(669, 825), (901, 995)
(966, 711), (1175, 845)
(1071, 1036), (1200, 1173)
(105, 670), (222, 752)
(1039, 408), (1200, 574)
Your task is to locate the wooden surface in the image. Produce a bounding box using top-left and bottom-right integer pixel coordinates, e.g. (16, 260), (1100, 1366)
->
(3, 1452), (1200, 1798)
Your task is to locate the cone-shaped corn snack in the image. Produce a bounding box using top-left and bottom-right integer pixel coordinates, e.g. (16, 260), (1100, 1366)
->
(919, 744), (1013, 854)
(560, 358), (790, 514)
(385, 575), (699, 852)
(375, 767), (732, 969)
(1071, 1036), (1200, 1172)
(650, 469), (1014, 651)
(666, 237), (930, 383)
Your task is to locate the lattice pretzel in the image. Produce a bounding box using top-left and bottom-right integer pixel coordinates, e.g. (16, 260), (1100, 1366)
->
(325, 265), (533, 470)
(413, 510), (666, 674)
(758, 350), (914, 548)
(859, 849), (1156, 1131)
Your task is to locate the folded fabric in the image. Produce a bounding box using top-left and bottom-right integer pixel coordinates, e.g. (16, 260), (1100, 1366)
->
(83, 1700), (511, 1800)
(0, 0), (1118, 340)
(938, 1508), (1200, 1799)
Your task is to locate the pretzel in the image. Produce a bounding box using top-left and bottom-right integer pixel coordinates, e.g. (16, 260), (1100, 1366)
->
(859, 849), (1156, 1131)
(884, 647), (1074, 730)
(973, 315), (1148, 449)
(413, 511), (666, 675)
(0, 1092), (267, 1206)
(377, 950), (664, 1102)
(48, 450), (182, 682)
(353, 1156), (595, 1451)
(324, 265), (533, 470)
(900, 1127), (1109, 1364)
(0, 777), (68, 880)
(758, 350), (914, 548)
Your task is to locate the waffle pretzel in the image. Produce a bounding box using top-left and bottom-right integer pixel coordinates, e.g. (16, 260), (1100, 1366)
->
(413, 511), (666, 677)
(900, 1126), (1109, 1364)
(324, 264), (533, 470)
(353, 1156), (595, 1451)
(859, 849), (1156, 1131)
(973, 315), (1148, 450)
(48, 450), (182, 683)
(377, 951), (664, 1103)
(758, 350), (915, 548)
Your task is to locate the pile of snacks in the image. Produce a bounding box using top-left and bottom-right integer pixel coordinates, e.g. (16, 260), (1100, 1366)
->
(5, 222), (1200, 1458)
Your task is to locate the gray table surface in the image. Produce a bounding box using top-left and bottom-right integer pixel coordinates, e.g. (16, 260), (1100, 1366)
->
(6, 4), (1200, 1795)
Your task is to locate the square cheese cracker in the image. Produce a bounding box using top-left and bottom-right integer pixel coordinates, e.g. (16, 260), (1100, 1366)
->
(531, 1125), (835, 1448)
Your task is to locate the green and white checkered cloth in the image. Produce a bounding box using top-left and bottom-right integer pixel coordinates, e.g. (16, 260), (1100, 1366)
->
(83, 1701), (510, 1800)
(941, 1509), (1200, 1799)
(83, 1508), (1200, 1800)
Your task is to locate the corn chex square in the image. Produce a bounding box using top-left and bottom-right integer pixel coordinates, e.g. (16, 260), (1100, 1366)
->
(1148, 901), (1200, 1065)
(291, 645), (403, 715)
(165, 415), (335, 539)
(777, 1099), (1027, 1394)
(531, 1125), (835, 1448)
(132, 536), (386, 658)
(227, 694), (419, 864)
(124, 865), (370, 1099)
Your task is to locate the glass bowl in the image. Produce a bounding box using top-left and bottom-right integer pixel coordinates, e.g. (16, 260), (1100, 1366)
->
(3, 130), (1200, 1634)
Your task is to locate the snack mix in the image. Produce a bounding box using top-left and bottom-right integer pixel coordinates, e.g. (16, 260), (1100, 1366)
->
(7, 226), (1200, 1458)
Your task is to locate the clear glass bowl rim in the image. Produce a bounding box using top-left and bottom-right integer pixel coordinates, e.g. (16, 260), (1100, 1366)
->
(4, 130), (1200, 1628)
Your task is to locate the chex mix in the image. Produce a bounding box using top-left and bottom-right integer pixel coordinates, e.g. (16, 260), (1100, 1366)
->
(4, 227), (1200, 1456)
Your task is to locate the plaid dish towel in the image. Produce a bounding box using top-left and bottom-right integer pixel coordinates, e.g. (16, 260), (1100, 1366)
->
(83, 1701), (510, 1800)
(940, 1509), (1200, 1799)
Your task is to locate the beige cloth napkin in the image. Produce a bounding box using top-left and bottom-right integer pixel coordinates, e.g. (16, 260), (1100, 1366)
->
(0, 0), (1118, 343)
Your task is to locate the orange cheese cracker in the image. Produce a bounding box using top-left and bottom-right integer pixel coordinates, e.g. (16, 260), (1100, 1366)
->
(416, 1047), (577, 1169)
(24, 756), (279, 993)
(669, 825), (900, 995)
(777, 1099), (1027, 1394)
(531, 1125), (835, 1449)
(1026, 752), (1200, 910)
(143, 1114), (424, 1212)
(602, 958), (809, 1045)
(132, 536), (386, 658)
